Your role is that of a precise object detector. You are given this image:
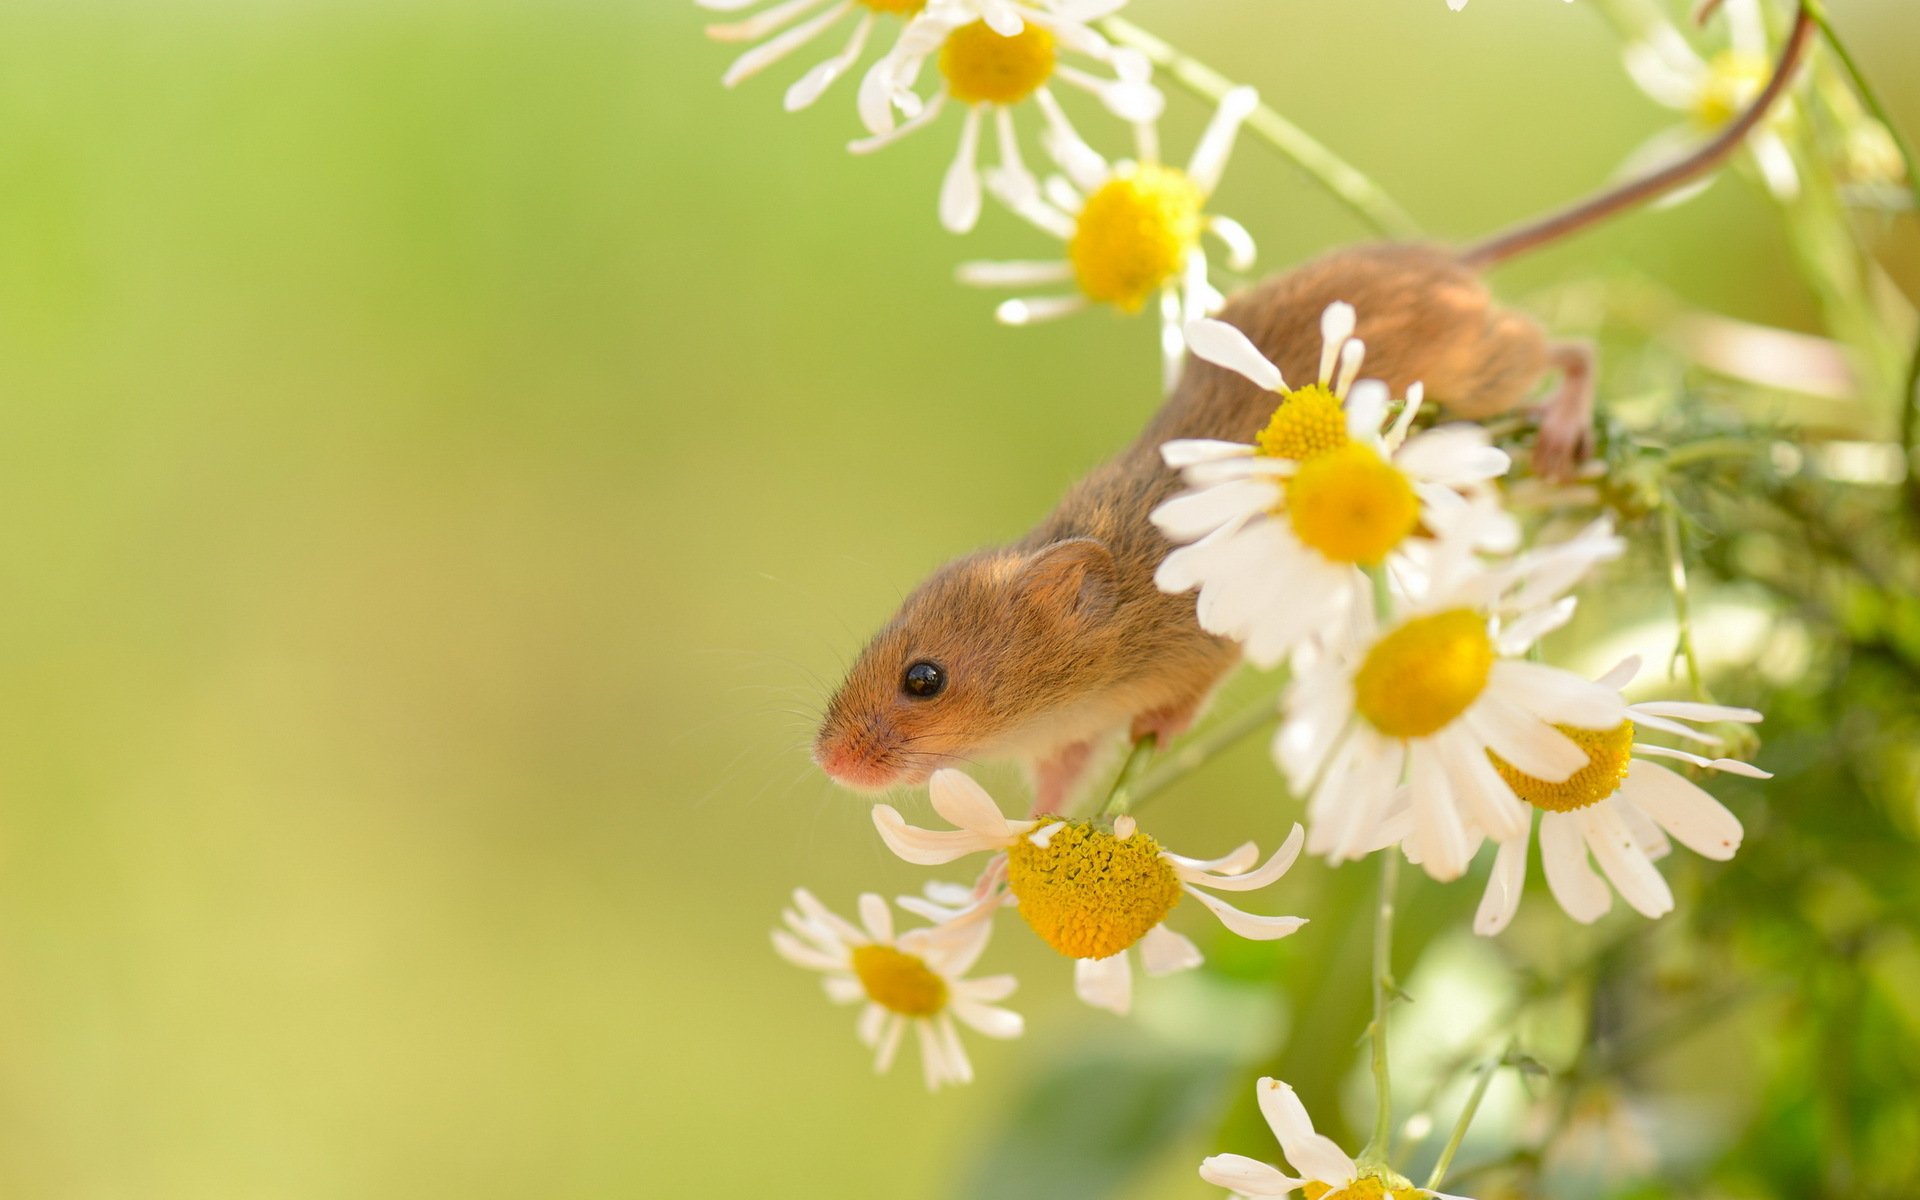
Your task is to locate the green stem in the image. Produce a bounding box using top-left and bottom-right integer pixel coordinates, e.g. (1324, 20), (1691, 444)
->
(1662, 436), (1765, 470)
(1099, 17), (1422, 240)
(1124, 690), (1285, 813)
(1799, 1), (1920, 512)
(1097, 734), (1157, 817)
(1659, 491), (1709, 699)
(1426, 1052), (1502, 1191)
(1359, 852), (1401, 1165)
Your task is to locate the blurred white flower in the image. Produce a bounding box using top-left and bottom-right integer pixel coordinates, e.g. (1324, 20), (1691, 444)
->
(1473, 655), (1769, 934)
(851, 0), (1164, 233)
(873, 769), (1306, 1015)
(772, 885), (1021, 1088)
(1150, 303), (1513, 668)
(1200, 1076), (1473, 1199)
(700, 0), (931, 113)
(957, 85), (1259, 384)
(1278, 518), (1627, 882)
(1619, 0), (1799, 200)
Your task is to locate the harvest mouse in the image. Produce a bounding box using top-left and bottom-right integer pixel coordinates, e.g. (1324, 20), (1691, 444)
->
(814, 7), (1815, 809)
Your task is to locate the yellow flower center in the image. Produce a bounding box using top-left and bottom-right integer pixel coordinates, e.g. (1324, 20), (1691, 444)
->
(1284, 442), (1419, 565)
(939, 20), (1056, 107)
(1005, 819), (1183, 960)
(849, 943), (948, 1017)
(1491, 720), (1636, 812)
(1353, 608), (1495, 739)
(1694, 50), (1769, 128)
(1067, 164), (1205, 314)
(857, 0), (925, 13)
(1302, 1176), (1423, 1200)
(1255, 384), (1350, 461)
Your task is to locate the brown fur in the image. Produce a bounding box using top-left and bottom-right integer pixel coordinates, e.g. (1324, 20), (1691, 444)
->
(815, 243), (1576, 807)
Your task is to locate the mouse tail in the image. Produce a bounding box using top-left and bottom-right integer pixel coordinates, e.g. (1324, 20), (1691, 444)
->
(1461, 1), (1815, 270)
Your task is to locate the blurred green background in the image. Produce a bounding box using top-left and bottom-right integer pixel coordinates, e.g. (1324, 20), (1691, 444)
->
(0, 0), (1914, 1196)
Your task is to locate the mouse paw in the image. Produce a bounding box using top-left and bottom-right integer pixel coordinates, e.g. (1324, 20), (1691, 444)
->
(1030, 740), (1096, 816)
(1531, 339), (1597, 482)
(1130, 703), (1200, 749)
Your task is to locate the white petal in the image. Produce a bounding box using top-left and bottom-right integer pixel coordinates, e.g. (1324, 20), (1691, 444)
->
(1177, 824), (1305, 891)
(956, 259), (1074, 288)
(1395, 425), (1508, 485)
(1407, 741), (1474, 881)
(1074, 952), (1133, 1015)
(772, 929), (846, 972)
(995, 295), (1086, 324)
(1631, 700), (1764, 724)
(979, 0), (1023, 36)
(1343, 379), (1389, 442)
(939, 105), (985, 233)
(857, 893), (894, 943)
(1139, 924), (1205, 976)
(720, 1), (849, 87)
(1198, 1154), (1302, 1197)
(783, 11), (873, 110)
(936, 1014), (975, 1085)
(1184, 885), (1307, 940)
(872, 1012), (905, 1072)
(1434, 727), (1530, 843)
(1255, 1077), (1357, 1185)
(1463, 695), (1589, 783)
(847, 88), (947, 153)
(1599, 656), (1642, 691)
(951, 999), (1024, 1039)
(928, 769), (1017, 839)
(1161, 438), (1255, 469)
(1632, 743), (1772, 779)
(1207, 214), (1258, 271)
(1475, 831), (1531, 937)
(706, 0), (834, 43)
(1490, 660), (1626, 730)
(822, 973), (866, 1003)
(1624, 760), (1746, 859)
(1496, 596), (1576, 657)
(1539, 812), (1613, 924)
(1150, 478), (1277, 541)
(1033, 87), (1108, 191)
(1184, 318), (1283, 391)
(1751, 131), (1801, 200)
(1185, 85), (1258, 194)
(1578, 802), (1675, 919)
(916, 1019), (950, 1089)
(873, 804), (1005, 864)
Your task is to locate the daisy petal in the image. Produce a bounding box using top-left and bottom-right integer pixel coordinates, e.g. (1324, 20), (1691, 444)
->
(1198, 1154), (1303, 1196)
(1139, 924), (1205, 976)
(1475, 831), (1531, 937)
(1255, 1077), (1357, 1185)
(1539, 812), (1612, 924)
(1074, 953), (1133, 1015)
(1184, 318), (1283, 391)
(1578, 801), (1674, 919)
(1625, 760), (1745, 859)
(1184, 885), (1307, 940)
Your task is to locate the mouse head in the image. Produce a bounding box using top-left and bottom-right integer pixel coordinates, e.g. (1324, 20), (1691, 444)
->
(814, 538), (1120, 791)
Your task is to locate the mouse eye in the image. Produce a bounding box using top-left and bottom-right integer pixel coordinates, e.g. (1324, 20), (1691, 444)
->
(902, 661), (946, 699)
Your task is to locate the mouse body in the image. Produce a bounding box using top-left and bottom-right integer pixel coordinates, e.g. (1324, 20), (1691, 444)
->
(814, 243), (1588, 808)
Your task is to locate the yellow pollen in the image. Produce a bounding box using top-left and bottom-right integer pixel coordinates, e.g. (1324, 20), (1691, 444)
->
(1067, 164), (1205, 313)
(1284, 442), (1419, 565)
(1005, 819), (1183, 960)
(1491, 720), (1636, 812)
(1353, 608), (1495, 739)
(1255, 385), (1350, 462)
(850, 943), (948, 1017)
(1302, 1177), (1423, 1200)
(939, 20), (1056, 107)
(1694, 50), (1769, 129)
(857, 0), (925, 13)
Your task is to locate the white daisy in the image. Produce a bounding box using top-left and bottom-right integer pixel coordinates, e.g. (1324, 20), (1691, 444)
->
(957, 86), (1260, 385)
(1277, 518), (1629, 882)
(851, 0), (1164, 233)
(1473, 655), (1769, 934)
(1619, 0), (1800, 200)
(699, 0), (930, 114)
(1200, 1076), (1473, 1199)
(1149, 304), (1513, 668)
(873, 768), (1306, 1015)
(772, 886), (1022, 1089)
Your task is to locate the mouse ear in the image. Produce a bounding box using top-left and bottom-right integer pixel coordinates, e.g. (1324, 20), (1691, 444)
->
(1019, 538), (1118, 622)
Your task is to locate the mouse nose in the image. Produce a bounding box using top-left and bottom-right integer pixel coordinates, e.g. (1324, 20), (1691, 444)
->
(813, 721), (907, 791)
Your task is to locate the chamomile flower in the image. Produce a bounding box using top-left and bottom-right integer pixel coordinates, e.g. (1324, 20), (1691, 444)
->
(1620, 0), (1800, 200)
(1200, 1077), (1473, 1200)
(1278, 519), (1628, 882)
(957, 86), (1260, 384)
(873, 768), (1306, 1015)
(699, 0), (930, 113)
(851, 1), (1164, 233)
(1472, 655), (1769, 934)
(1149, 304), (1512, 667)
(772, 886), (1022, 1089)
